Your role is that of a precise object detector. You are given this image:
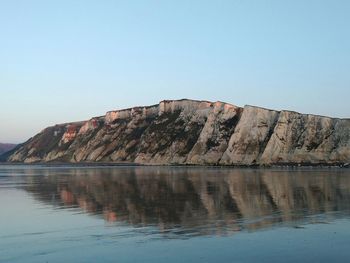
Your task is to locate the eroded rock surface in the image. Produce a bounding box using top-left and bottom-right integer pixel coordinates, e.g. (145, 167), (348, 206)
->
(7, 99), (350, 165)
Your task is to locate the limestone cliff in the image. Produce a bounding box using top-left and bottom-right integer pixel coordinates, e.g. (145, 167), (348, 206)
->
(6, 99), (350, 166)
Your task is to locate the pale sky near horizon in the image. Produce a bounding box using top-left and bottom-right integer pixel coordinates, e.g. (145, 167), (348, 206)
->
(1, 0), (349, 143)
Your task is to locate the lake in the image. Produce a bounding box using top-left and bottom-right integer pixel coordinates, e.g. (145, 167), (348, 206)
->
(0, 165), (350, 263)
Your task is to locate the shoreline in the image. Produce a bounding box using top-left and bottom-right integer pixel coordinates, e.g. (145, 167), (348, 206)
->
(0, 161), (349, 169)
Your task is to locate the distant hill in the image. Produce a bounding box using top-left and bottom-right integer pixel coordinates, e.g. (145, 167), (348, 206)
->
(0, 143), (17, 155)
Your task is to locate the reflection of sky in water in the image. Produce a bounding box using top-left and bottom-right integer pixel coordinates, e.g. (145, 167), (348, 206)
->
(0, 166), (350, 263)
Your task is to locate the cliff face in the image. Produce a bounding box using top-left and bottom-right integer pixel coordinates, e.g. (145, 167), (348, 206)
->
(7, 99), (350, 165)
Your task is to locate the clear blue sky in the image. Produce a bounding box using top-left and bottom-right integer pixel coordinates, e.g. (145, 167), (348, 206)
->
(1, 0), (349, 143)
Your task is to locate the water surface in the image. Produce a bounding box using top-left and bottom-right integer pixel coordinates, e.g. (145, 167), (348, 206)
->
(1, 166), (350, 262)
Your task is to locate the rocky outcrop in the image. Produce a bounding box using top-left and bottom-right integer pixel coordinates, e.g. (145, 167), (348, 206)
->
(260, 112), (350, 165)
(220, 105), (279, 165)
(6, 99), (350, 165)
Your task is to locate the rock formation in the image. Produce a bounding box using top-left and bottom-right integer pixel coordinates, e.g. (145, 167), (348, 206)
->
(6, 99), (350, 165)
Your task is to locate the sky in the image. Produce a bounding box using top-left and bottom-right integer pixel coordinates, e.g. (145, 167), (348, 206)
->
(1, 0), (349, 143)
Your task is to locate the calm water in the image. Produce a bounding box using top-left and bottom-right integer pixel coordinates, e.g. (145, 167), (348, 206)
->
(0, 166), (350, 263)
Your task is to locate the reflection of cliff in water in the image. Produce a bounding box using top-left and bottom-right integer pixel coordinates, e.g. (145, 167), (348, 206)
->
(22, 167), (350, 235)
